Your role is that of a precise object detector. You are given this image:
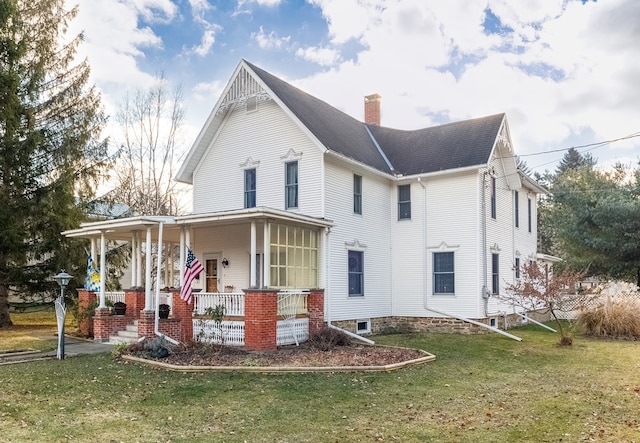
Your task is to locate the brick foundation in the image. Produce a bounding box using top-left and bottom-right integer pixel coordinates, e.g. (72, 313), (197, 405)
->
(307, 289), (325, 335)
(124, 288), (145, 318)
(171, 290), (193, 342)
(93, 308), (134, 342)
(77, 289), (95, 338)
(138, 310), (155, 339)
(158, 318), (182, 340)
(243, 288), (278, 351)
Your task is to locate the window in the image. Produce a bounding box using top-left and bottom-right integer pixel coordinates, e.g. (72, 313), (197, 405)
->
(514, 191), (519, 228)
(527, 197), (532, 233)
(491, 177), (496, 219)
(492, 253), (499, 294)
(356, 319), (371, 334)
(515, 257), (520, 279)
(244, 168), (256, 208)
(433, 252), (455, 294)
(398, 184), (411, 220)
(348, 250), (364, 296)
(285, 161), (298, 209)
(353, 174), (362, 215)
(269, 224), (319, 288)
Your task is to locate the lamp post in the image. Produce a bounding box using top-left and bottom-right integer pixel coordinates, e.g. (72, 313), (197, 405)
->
(53, 271), (72, 360)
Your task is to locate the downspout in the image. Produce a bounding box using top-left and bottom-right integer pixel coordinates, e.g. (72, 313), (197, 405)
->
(420, 176), (521, 341)
(481, 171), (490, 316)
(154, 222), (179, 345)
(323, 226), (375, 345)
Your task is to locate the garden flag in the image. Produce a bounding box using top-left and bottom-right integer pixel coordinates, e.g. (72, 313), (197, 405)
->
(180, 247), (204, 305)
(85, 254), (100, 292)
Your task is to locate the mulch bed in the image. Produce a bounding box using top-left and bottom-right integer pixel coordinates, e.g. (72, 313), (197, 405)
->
(121, 340), (426, 368)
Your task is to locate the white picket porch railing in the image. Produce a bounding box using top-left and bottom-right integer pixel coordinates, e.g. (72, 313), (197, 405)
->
(193, 292), (245, 316)
(97, 292), (126, 304)
(193, 320), (245, 346)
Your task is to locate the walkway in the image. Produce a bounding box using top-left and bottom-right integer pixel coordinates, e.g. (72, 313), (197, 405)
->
(0, 336), (113, 365)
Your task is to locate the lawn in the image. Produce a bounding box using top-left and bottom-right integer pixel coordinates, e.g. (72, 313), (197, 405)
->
(0, 308), (73, 352)
(1, 322), (639, 442)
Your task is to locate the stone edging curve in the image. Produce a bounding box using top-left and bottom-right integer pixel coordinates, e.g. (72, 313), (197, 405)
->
(121, 348), (436, 373)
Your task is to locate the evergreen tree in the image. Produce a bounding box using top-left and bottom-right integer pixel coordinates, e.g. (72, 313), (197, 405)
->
(0, 0), (108, 326)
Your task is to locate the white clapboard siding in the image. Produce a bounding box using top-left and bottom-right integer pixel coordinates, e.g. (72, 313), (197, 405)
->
(193, 100), (324, 217)
(323, 158), (393, 321)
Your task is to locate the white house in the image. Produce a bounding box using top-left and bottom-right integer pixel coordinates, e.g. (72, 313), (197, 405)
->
(63, 59), (546, 344)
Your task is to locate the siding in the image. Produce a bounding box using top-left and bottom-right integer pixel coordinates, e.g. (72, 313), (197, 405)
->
(190, 223), (264, 292)
(391, 172), (483, 319)
(193, 100), (324, 217)
(324, 157), (393, 321)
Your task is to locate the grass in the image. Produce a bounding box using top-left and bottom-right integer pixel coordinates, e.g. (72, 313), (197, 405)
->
(1, 320), (640, 442)
(0, 309), (75, 352)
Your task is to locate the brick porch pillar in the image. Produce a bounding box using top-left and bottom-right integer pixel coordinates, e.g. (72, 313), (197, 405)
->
(138, 310), (155, 339)
(124, 288), (145, 319)
(77, 289), (95, 338)
(244, 288), (278, 351)
(307, 289), (325, 334)
(171, 290), (194, 342)
(93, 307), (112, 342)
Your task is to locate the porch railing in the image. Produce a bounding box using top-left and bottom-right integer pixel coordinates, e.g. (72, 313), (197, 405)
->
(194, 292), (245, 316)
(96, 292), (126, 305)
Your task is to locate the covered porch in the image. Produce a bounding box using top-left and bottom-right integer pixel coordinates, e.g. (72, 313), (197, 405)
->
(62, 208), (332, 350)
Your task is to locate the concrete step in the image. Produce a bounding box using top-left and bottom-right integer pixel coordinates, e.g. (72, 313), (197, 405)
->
(125, 324), (138, 333)
(116, 329), (138, 339)
(108, 335), (138, 345)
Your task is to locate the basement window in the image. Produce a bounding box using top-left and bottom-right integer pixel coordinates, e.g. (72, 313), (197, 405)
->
(489, 317), (497, 328)
(356, 319), (371, 334)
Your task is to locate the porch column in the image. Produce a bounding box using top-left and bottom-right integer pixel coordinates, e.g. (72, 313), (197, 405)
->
(98, 231), (106, 308)
(90, 238), (96, 263)
(250, 221), (257, 288)
(136, 231), (142, 287)
(144, 225), (153, 310)
(179, 227), (185, 287)
(130, 231), (137, 288)
(263, 222), (270, 288)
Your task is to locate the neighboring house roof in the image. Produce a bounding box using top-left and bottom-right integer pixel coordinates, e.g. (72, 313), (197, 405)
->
(177, 59), (511, 182)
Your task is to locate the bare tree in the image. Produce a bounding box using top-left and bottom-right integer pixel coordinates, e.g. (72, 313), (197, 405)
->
(112, 76), (186, 216)
(502, 260), (586, 345)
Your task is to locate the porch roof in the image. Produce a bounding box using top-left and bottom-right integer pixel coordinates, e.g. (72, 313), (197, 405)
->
(62, 208), (333, 242)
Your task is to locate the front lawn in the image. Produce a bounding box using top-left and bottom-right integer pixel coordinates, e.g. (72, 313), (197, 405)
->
(1, 325), (639, 442)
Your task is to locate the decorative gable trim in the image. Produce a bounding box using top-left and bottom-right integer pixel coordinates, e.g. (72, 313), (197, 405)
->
(218, 66), (271, 115)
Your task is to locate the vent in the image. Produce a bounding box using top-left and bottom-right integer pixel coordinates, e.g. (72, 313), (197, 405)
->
(246, 96), (258, 113)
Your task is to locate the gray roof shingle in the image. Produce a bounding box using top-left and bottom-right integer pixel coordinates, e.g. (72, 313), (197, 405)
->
(246, 60), (503, 176)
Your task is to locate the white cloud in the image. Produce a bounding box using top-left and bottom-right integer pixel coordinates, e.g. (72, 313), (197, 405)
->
(189, 0), (212, 24)
(293, 0), (640, 171)
(252, 26), (291, 49)
(190, 29), (218, 57)
(295, 46), (340, 66)
(129, 0), (178, 24)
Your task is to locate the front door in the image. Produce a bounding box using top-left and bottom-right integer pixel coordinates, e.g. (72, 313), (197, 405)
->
(206, 258), (218, 292)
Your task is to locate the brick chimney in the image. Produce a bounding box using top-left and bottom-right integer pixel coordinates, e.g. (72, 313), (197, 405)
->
(364, 93), (381, 126)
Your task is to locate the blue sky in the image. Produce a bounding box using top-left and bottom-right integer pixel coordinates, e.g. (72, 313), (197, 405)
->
(67, 0), (640, 176)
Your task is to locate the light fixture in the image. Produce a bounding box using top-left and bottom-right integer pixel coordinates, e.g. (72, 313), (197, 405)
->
(53, 271), (73, 360)
(221, 258), (229, 268)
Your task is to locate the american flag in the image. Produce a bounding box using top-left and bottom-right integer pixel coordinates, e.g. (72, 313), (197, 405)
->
(180, 248), (204, 305)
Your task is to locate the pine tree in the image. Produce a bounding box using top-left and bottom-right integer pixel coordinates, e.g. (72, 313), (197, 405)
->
(0, 0), (108, 326)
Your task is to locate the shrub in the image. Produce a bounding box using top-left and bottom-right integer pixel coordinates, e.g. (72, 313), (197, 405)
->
(576, 296), (640, 339)
(308, 327), (351, 351)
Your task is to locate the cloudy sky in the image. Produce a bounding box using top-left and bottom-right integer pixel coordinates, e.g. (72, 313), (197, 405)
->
(66, 0), (640, 176)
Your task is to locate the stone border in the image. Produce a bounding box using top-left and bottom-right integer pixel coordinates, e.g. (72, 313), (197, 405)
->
(121, 347), (436, 373)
